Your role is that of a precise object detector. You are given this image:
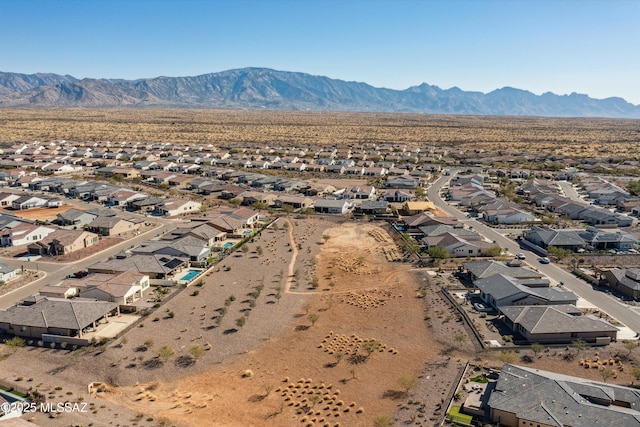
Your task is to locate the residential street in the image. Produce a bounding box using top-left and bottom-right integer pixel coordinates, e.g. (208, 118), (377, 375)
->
(427, 172), (640, 333)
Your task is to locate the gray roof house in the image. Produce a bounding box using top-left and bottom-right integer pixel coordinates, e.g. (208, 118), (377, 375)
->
(522, 225), (587, 251)
(0, 297), (119, 342)
(55, 208), (98, 227)
(603, 268), (640, 301)
(501, 305), (618, 344)
(486, 364), (640, 427)
(475, 274), (577, 309)
(132, 236), (209, 266)
(463, 260), (543, 281)
(313, 199), (352, 214)
(88, 254), (188, 279)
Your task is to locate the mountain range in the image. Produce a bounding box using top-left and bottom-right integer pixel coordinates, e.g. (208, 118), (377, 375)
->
(1, 68), (639, 118)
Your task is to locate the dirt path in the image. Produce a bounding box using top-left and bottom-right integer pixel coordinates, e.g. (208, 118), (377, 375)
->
(284, 217), (302, 295)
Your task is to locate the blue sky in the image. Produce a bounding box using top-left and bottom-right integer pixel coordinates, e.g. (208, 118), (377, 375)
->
(2, 0), (639, 104)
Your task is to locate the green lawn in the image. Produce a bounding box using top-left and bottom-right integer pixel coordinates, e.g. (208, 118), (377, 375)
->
(448, 405), (473, 425)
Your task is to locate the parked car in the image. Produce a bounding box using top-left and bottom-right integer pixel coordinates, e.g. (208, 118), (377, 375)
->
(515, 253), (526, 260)
(538, 257), (550, 264)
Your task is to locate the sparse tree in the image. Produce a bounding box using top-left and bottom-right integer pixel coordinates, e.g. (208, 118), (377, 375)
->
(302, 302), (311, 314)
(427, 246), (450, 260)
(322, 234), (330, 244)
(498, 350), (517, 364)
(600, 367), (616, 383)
(256, 246), (263, 256)
(571, 339), (586, 356)
(236, 316), (246, 328)
(157, 345), (175, 361)
(623, 340), (637, 359)
(308, 313), (319, 326)
(308, 394), (321, 407)
(241, 245), (249, 255)
(361, 339), (381, 358)
(373, 414), (393, 427)
(189, 344), (205, 360)
(334, 351), (344, 365)
(263, 383), (274, 397)
(143, 339), (154, 349)
(397, 373), (418, 394)
(531, 342), (544, 357)
(3, 336), (25, 350)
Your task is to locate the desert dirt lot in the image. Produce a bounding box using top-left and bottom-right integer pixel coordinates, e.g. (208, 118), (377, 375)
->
(0, 217), (471, 427)
(0, 205), (72, 221)
(3, 216), (640, 427)
(2, 108), (640, 157)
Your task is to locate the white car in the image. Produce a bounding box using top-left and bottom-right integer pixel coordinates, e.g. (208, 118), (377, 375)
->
(538, 257), (551, 264)
(515, 253), (526, 260)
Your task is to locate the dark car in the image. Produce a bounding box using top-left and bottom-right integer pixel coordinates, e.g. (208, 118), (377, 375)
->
(538, 257), (550, 264)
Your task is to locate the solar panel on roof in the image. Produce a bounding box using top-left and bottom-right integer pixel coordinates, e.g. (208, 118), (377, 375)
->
(164, 258), (184, 270)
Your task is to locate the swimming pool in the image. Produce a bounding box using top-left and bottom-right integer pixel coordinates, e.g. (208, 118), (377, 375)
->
(222, 242), (234, 248)
(180, 269), (201, 282)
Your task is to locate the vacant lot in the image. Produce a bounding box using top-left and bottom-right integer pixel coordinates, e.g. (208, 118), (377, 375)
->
(1, 205), (72, 221)
(2, 109), (640, 157)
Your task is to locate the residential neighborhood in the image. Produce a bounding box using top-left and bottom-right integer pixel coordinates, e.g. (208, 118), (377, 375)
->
(0, 138), (639, 426)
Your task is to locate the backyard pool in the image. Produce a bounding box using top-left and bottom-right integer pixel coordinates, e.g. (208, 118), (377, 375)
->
(222, 242), (234, 248)
(180, 269), (201, 282)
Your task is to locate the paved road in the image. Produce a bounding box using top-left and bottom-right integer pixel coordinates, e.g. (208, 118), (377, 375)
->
(427, 173), (640, 332)
(0, 221), (178, 310)
(556, 181), (587, 204)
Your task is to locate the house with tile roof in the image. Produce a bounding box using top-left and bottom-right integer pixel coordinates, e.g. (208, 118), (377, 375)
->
(501, 305), (618, 344)
(474, 274), (577, 310)
(486, 364), (640, 426)
(0, 297), (119, 341)
(27, 229), (99, 256)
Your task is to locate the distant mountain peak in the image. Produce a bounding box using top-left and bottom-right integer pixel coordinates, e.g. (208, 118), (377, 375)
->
(0, 69), (637, 118)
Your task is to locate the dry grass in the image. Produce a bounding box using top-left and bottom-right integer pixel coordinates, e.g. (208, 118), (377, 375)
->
(1, 109), (639, 157)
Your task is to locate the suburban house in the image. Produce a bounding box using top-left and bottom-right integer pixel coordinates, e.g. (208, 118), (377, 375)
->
(106, 189), (147, 207)
(0, 297), (119, 342)
(383, 189), (414, 203)
(38, 283), (79, 299)
(522, 226), (587, 252)
(578, 227), (639, 251)
(88, 254), (188, 279)
(313, 199), (353, 214)
(78, 271), (150, 307)
(54, 208), (98, 227)
(424, 232), (494, 257)
(0, 263), (17, 282)
(11, 195), (61, 210)
(27, 229), (99, 256)
(485, 364), (640, 427)
(153, 198), (202, 217)
(357, 200), (390, 215)
(474, 274), (577, 310)
(0, 192), (20, 207)
(274, 195), (313, 211)
(602, 268), (640, 300)
(1, 223), (56, 247)
(163, 222), (226, 246)
(132, 236), (210, 267)
(86, 216), (139, 236)
(401, 201), (436, 215)
(463, 260), (544, 282)
(500, 305), (618, 344)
